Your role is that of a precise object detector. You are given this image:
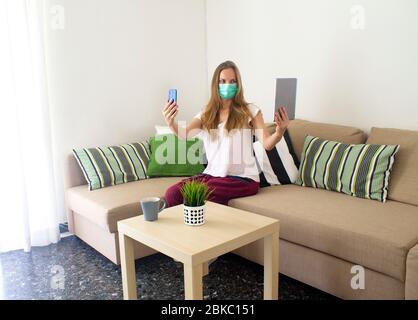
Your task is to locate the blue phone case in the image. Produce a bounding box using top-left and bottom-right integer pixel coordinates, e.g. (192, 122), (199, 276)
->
(168, 89), (177, 103)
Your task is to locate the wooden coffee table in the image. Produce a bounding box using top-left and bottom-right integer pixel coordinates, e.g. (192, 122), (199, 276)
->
(117, 200), (279, 300)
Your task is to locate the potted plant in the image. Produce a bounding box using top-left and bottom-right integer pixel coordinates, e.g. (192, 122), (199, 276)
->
(179, 179), (213, 226)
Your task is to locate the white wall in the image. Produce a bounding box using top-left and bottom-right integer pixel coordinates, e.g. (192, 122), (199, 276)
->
(206, 0), (418, 133)
(45, 0), (418, 223)
(44, 0), (208, 222)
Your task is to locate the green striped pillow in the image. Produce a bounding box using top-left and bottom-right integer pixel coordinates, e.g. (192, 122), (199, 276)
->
(73, 142), (151, 191)
(294, 135), (400, 202)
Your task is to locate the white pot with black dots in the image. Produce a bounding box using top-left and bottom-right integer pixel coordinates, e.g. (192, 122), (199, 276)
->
(183, 203), (205, 226)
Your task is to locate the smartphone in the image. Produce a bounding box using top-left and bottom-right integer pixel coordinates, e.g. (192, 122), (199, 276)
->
(168, 89), (177, 103)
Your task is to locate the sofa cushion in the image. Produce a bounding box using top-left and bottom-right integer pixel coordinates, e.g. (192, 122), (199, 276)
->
(66, 177), (184, 233)
(147, 134), (205, 177)
(73, 142), (151, 190)
(366, 127), (418, 207)
(254, 130), (300, 187)
(294, 135), (400, 202)
(229, 184), (418, 281)
(288, 119), (367, 163)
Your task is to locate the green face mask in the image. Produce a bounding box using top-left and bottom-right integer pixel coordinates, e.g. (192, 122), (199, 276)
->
(218, 83), (238, 100)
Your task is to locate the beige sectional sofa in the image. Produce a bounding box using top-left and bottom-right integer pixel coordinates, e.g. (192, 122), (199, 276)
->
(65, 119), (418, 300)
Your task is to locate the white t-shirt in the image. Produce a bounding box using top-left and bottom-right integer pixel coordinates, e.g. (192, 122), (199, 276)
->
(194, 104), (261, 182)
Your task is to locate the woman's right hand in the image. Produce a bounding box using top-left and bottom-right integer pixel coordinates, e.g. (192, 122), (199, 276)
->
(162, 100), (178, 126)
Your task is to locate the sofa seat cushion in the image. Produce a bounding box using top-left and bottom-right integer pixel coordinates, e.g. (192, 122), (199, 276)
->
(66, 177), (184, 233)
(229, 185), (418, 281)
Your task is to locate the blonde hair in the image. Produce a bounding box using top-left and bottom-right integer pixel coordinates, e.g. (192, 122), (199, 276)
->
(200, 61), (254, 141)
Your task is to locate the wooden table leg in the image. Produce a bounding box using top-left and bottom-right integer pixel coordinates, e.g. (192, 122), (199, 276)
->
(184, 263), (203, 300)
(119, 233), (137, 300)
(264, 231), (279, 300)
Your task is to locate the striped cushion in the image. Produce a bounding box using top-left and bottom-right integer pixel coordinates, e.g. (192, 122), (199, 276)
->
(73, 142), (150, 191)
(294, 135), (400, 202)
(254, 131), (300, 187)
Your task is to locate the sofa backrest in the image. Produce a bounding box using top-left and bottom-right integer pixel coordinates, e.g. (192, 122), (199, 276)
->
(285, 119), (367, 163)
(366, 127), (418, 207)
(66, 119), (366, 190)
(64, 153), (87, 190)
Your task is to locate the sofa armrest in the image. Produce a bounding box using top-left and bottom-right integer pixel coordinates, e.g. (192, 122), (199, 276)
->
(64, 153), (87, 233)
(406, 243), (418, 300)
(64, 153), (87, 189)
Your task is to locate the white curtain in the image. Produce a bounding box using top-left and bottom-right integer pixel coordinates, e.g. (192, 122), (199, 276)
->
(0, 0), (60, 252)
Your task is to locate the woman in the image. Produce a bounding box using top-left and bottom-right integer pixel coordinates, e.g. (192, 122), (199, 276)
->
(162, 60), (289, 207)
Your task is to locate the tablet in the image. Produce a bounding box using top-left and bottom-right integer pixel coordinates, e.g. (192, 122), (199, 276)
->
(275, 78), (297, 120)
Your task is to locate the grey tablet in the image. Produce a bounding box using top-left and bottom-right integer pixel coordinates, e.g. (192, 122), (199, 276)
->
(275, 78), (297, 120)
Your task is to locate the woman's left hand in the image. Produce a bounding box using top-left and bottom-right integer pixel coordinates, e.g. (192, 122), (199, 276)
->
(274, 106), (290, 134)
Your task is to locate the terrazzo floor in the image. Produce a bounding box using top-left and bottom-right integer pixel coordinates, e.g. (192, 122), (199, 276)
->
(0, 236), (337, 300)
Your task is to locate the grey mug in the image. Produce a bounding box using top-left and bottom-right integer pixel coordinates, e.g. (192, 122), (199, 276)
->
(140, 197), (167, 221)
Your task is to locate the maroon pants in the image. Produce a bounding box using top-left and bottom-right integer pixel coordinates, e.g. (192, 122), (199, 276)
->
(165, 173), (260, 207)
